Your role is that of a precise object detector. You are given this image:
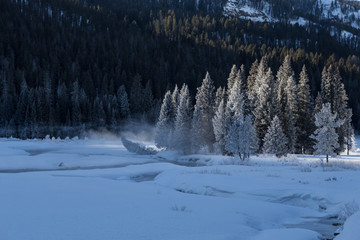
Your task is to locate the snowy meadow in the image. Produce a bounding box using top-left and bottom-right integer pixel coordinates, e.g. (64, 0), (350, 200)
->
(1, 136), (360, 240)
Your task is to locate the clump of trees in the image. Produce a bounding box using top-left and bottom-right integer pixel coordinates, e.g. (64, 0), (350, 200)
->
(155, 56), (354, 161)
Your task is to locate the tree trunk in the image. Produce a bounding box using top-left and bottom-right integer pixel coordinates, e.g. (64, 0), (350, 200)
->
(326, 154), (328, 163)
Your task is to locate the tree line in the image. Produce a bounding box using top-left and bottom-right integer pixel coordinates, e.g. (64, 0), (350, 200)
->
(155, 56), (353, 159)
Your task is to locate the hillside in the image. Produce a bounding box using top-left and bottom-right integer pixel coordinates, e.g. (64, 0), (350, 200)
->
(0, 0), (360, 138)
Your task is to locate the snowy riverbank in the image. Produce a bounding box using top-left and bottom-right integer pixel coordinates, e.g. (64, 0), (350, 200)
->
(1, 137), (360, 239)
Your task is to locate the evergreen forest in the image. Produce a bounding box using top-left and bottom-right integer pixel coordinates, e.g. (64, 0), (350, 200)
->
(0, 0), (359, 138)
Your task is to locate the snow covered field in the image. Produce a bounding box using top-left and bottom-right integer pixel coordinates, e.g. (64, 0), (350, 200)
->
(1, 137), (360, 239)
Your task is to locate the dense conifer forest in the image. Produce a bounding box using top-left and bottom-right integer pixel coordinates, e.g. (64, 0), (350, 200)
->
(0, 0), (359, 138)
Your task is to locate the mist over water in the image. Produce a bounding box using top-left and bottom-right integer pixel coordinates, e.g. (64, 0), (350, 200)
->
(85, 120), (156, 144)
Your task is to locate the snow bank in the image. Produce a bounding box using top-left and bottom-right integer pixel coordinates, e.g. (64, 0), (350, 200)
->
(336, 211), (360, 240)
(121, 136), (159, 155)
(252, 228), (320, 240)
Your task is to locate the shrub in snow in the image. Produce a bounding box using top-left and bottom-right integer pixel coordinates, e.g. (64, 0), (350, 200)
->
(121, 137), (158, 155)
(311, 103), (344, 163)
(262, 115), (288, 157)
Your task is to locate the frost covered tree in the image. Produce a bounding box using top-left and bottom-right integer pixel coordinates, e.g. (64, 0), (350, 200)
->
(154, 91), (175, 148)
(212, 99), (227, 154)
(275, 55), (297, 154)
(215, 86), (226, 109)
(262, 116), (288, 157)
(191, 104), (203, 153)
(313, 92), (323, 116)
(249, 57), (268, 114)
(173, 84), (192, 154)
(225, 72), (245, 129)
(238, 115), (259, 160)
(194, 72), (216, 152)
(311, 103), (344, 163)
(227, 64), (238, 91)
(225, 116), (243, 158)
(253, 68), (276, 149)
(320, 66), (351, 153)
(172, 84), (180, 110)
(247, 59), (259, 97)
(296, 65), (314, 154)
(93, 95), (105, 127)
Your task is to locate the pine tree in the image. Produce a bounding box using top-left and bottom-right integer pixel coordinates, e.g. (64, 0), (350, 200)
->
(227, 64), (238, 91)
(194, 72), (216, 152)
(154, 91), (175, 149)
(225, 72), (245, 128)
(130, 74), (144, 114)
(262, 116), (288, 157)
(0, 70), (15, 126)
(344, 108), (355, 155)
(313, 92), (323, 115)
(14, 76), (29, 128)
(191, 104), (203, 153)
(215, 86), (226, 109)
(172, 84), (180, 110)
(56, 82), (69, 125)
(212, 99), (227, 154)
(311, 103), (344, 163)
(320, 66), (332, 105)
(275, 55), (297, 153)
(93, 95), (105, 127)
(237, 65), (250, 116)
(173, 84), (192, 154)
(249, 57), (268, 115)
(332, 67), (350, 153)
(143, 80), (154, 115)
(253, 68), (276, 150)
(225, 116), (243, 158)
(43, 71), (53, 125)
(320, 66), (351, 153)
(117, 85), (130, 119)
(296, 65), (314, 154)
(238, 115), (259, 160)
(71, 81), (81, 126)
(247, 59), (259, 94)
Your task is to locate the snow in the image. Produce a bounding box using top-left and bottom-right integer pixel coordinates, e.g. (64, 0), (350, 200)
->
(224, 0), (278, 23)
(336, 211), (360, 239)
(290, 17), (307, 27)
(224, 0), (360, 32)
(1, 137), (360, 239)
(341, 30), (356, 39)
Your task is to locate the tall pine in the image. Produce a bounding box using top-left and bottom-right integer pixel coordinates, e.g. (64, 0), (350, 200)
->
(154, 91), (175, 148)
(296, 65), (314, 154)
(262, 116), (288, 157)
(194, 72), (216, 152)
(275, 55), (297, 153)
(173, 84), (193, 154)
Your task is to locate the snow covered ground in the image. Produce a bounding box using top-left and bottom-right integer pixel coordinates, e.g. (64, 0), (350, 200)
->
(1, 137), (360, 239)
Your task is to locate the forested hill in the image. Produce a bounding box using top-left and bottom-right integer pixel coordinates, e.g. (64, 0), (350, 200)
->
(0, 0), (360, 138)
